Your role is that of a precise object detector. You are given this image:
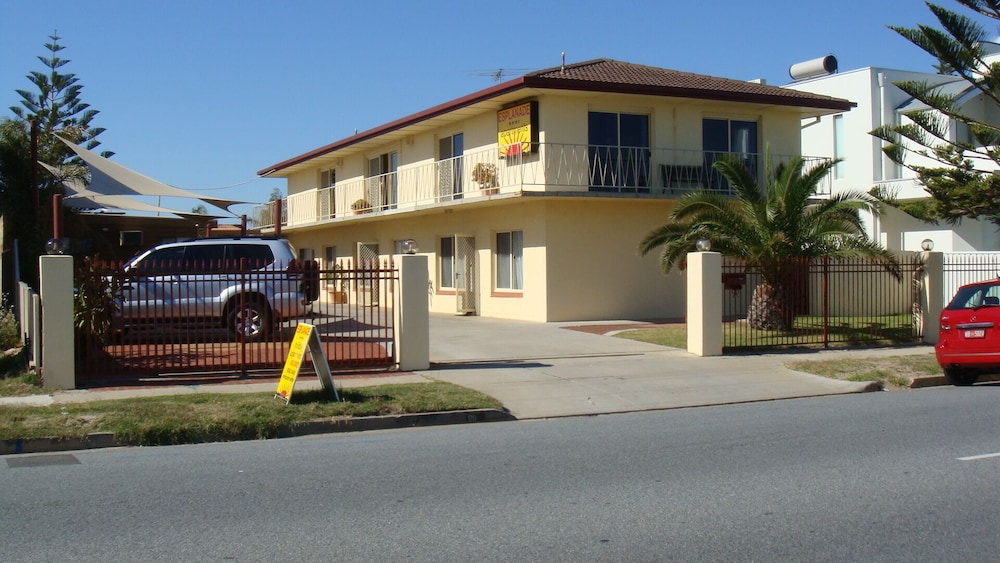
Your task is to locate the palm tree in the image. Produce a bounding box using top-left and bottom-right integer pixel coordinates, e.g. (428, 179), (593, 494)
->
(639, 154), (899, 330)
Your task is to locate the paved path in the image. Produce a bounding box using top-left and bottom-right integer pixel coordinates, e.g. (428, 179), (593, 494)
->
(422, 314), (930, 419)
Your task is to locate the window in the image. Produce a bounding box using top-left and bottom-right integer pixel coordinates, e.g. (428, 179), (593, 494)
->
(588, 112), (650, 191)
(320, 168), (336, 218)
(440, 236), (455, 288)
(703, 118), (758, 190)
(119, 230), (143, 246)
(393, 240), (409, 255)
(496, 230), (523, 290)
(137, 246), (186, 274)
(227, 244), (274, 270)
(438, 133), (464, 199)
(321, 169), (336, 188)
(948, 283), (1000, 310)
(833, 115), (846, 179)
(324, 246), (337, 289)
(367, 152), (398, 209)
(298, 247), (315, 262)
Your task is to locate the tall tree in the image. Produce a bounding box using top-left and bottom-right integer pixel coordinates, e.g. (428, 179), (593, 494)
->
(639, 156), (898, 330)
(870, 1), (1000, 226)
(1, 33), (107, 285)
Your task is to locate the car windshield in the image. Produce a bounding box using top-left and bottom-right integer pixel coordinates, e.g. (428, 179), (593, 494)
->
(946, 284), (1000, 310)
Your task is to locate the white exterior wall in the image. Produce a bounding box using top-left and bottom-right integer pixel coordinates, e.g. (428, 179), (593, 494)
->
(787, 67), (1000, 251)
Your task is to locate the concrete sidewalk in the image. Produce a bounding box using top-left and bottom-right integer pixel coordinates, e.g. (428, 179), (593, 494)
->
(3, 314), (937, 419)
(422, 314), (932, 419)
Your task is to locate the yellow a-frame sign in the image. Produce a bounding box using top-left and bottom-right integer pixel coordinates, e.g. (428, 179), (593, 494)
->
(275, 323), (339, 403)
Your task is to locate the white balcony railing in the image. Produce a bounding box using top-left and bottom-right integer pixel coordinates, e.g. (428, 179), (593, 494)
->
(252, 144), (830, 229)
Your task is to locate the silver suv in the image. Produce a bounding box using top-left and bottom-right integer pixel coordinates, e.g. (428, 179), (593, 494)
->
(119, 237), (318, 341)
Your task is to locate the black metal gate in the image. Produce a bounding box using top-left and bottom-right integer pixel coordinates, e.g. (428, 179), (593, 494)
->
(74, 258), (397, 385)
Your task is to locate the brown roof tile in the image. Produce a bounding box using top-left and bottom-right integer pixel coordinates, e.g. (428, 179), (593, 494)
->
(523, 58), (852, 109)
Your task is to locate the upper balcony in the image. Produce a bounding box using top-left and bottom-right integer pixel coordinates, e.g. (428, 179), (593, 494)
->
(252, 143), (830, 230)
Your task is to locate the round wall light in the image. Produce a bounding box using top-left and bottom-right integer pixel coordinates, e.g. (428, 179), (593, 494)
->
(695, 238), (712, 252)
(920, 238), (934, 251)
(45, 238), (66, 255)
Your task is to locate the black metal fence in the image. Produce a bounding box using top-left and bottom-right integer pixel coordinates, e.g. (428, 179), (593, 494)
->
(721, 254), (925, 350)
(74, 258), (397, 385)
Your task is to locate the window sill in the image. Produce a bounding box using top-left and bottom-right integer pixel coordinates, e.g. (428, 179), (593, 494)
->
(436, 289), (456, 296)
(491, 291), (523, 298)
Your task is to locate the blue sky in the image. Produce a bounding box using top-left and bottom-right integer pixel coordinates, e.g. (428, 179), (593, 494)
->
(0, 0), (966, 221)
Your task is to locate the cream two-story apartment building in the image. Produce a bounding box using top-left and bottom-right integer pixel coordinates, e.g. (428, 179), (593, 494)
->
(254, 58), (853, 322)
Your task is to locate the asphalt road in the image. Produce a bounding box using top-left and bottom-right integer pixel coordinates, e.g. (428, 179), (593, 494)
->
(3, 386), (1000, 561)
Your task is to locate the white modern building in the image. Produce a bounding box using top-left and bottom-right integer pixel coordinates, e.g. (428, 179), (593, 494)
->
(785, 51), (1000, 252)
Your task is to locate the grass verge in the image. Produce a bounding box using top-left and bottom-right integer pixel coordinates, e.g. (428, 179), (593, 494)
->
(0, 351), (46, 397)
(0, 382), (503, 446)
(615, 319), (918, 350)
(0, 372), (47, 397)
(613, 326), (942, 390)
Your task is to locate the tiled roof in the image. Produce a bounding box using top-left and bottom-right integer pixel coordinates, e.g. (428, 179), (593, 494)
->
(523, 58), (852, 109)
(260, 58), (853, 175)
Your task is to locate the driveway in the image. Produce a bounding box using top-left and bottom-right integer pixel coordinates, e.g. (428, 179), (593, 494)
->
(424, 314), (920, 419)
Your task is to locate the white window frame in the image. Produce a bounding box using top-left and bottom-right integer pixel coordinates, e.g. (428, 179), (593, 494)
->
(495, 230), (523, 290)
(440, 236), (455, 289)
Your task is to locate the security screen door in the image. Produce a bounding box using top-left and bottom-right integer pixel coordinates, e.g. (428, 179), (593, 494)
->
(456, 235), (476, 314)
(357, 242), (380, 306)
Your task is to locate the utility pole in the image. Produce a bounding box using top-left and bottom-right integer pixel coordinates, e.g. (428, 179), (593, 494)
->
(30, 119), (38, 218)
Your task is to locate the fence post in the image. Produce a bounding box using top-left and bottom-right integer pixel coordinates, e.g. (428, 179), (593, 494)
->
(687, 251), (722, 356)
(39, 255), (75, 389)
(394, 254), (430, 371)
(921, 251), (944, 346)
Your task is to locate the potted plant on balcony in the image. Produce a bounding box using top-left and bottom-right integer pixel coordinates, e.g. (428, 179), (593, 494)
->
(351, 198), (371, 214)
(472, 162), (498, 195)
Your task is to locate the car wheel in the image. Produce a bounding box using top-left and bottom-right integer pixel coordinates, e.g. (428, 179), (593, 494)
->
(227, 296), (271, 342)
(943, 367), (979, 386)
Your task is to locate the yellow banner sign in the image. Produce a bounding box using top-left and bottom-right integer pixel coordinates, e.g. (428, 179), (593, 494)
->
(275, 324), (313, 401)
(275, 324), (339, 403)
(497, 101), (536, 157)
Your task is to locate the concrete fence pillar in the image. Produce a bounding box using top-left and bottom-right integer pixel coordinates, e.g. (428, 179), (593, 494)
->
(920, 251), (944, 346)
(394, 254), (430, 371)
(686, 251), (722, 356)
(39, 255), (75, 389)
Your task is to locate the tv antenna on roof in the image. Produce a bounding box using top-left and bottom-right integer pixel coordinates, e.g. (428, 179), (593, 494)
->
(468, 68), (532, 82)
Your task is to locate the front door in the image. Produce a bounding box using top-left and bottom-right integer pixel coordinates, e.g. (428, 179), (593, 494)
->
(456, 235), (476, 314)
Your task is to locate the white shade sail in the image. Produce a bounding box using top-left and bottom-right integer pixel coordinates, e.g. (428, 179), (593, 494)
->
(57, 136), (244, 211)
(41, 162), (226, 220)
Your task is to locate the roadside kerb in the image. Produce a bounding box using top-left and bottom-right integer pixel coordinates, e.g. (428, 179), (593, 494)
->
(0, 409), (515, 456)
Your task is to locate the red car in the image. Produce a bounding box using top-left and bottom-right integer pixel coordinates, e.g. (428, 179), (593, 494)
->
(936, 279), (1000, 385)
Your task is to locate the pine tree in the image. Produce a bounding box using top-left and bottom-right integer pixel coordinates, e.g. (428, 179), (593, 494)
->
(1, 33), (107, 285)
(870, 1), (1000, 226)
